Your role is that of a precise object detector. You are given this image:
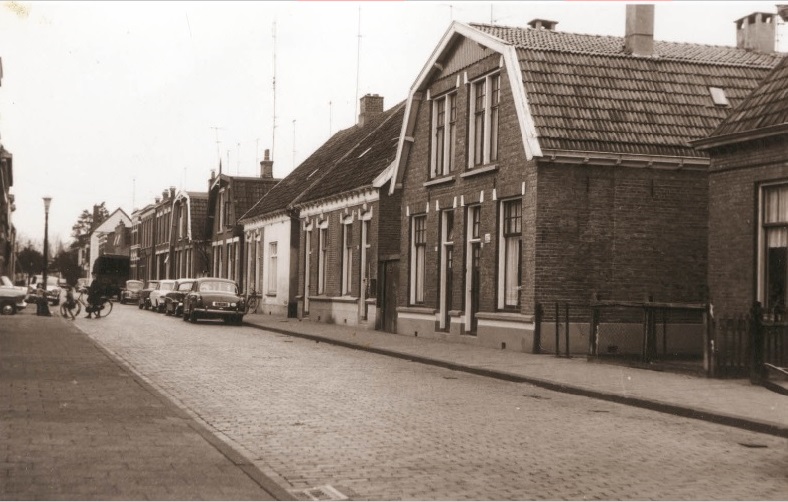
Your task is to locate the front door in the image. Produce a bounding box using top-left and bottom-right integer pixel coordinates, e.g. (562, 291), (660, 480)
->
(465, 205), (481, 335)
(469, 242), (480, 334)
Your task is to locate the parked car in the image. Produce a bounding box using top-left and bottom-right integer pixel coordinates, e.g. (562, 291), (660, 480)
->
(119, 280), (144, 304)
(138, 280), (160, 310)
(149, 280), (175, 313)
(182, 277), (245, 325)
(27, 275), (61, 306)
(0, 275), (27, 314)
(164, 278), (196, 317)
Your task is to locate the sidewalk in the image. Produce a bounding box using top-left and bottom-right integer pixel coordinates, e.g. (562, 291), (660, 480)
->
(244, 313), (788, 438)
(0, 311), (288, 501)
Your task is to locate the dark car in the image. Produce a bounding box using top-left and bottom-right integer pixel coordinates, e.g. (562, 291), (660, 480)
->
(138, 280), (160, 310)
(120, 280), (144, 304)
(164, 278), (195, 317)
(182, 277), (245, 325)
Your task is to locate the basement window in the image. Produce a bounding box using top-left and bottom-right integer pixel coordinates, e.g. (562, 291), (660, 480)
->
(709, 87), (730, 107)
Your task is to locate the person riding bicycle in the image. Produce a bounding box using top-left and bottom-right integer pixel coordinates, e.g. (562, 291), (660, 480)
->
(85, 277), (108, 319)
(63, 284), (77, 320)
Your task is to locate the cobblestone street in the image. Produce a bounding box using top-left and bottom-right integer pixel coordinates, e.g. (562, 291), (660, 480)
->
(73, 305), (788, 500)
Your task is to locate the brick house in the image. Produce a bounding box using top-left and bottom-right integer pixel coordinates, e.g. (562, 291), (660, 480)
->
(240, 97), (401, 319)
(168, 190), (210, 278)
(206, 163), (279, 291)
(132, 203), (156, 281)
(693, 49), (788, 318)
(292, 96), (404, 329)
(389, 6), (781, 353)
(153, 187), (176, 279)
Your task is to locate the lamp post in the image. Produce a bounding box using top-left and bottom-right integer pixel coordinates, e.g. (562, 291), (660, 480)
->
(42, 197), (52, 315)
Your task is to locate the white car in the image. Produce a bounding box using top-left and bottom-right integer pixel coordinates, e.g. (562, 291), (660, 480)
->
(148, 279), (175, 313)
(0, 276), (28, 314)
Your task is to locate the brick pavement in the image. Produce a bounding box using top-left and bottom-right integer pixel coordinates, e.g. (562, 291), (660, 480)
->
(0, 311), (286, 500)
(243, 313), (788, 438)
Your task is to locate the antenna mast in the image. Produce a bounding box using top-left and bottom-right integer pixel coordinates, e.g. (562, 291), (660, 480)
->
(354, 7), (362, 120)
(236, 142), (240, 175)
(292, 119), (296, 170)
(272, 21), (277, 162)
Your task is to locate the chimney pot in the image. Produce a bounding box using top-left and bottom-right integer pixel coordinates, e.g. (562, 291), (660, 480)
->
(260, 148), (274, 178)
(358, 94), (384, 127)
(625, 4), (654, 57)
(527, 19), (558, 31)
(735, 12), (776, 53)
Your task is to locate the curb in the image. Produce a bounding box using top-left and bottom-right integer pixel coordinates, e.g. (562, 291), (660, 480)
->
(245, 320), (788, 440)
(67, 316), (295, 501)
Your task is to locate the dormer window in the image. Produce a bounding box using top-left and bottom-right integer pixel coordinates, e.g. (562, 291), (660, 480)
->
(709, 87), (730, 107)
(468, 73), (500, 168)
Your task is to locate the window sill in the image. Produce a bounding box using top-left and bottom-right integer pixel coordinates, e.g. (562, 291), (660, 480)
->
(265, 292), (277, 297)
(460, 164), (498, 178)
(309, 295), (359, 304)
(476, 311), (534, 323)
(423, 175), (455, 187)
(397, 305), (437, 315)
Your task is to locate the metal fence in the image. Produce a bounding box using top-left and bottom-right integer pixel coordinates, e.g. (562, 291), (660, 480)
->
(588, 301), (708, 371)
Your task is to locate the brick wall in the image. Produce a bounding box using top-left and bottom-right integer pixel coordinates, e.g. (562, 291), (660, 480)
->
(535, 163), (708, 307)
(398, 56), (537, 316)
(708, 136), (788, 315)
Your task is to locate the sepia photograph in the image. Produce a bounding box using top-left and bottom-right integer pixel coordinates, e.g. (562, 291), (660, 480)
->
(0, 1), (786, 500)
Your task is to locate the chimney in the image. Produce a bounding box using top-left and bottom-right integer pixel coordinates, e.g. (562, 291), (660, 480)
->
(154, 197), (161, 204)
(260, 149), (274, 178)
(162, 189), (169, 200)
(736, 12), (776, 53)
(779, 5), (788, 22)
(210, 169), (216, 183)
(527, 19), (558, 31)
(358, 94), (384, 127)
(624, 4), (654, 57)
(169, 186), (176, 198)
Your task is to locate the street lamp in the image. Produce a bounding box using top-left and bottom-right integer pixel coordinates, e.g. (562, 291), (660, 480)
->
(42, 197), (52, 313)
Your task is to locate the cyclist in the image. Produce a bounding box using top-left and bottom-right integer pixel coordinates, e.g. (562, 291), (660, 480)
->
(85, 276), (106, 319)
(63, 284), (77, 320)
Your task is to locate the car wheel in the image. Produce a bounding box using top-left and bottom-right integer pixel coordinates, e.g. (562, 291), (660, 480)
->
(138, 301), (144, 310)
(189, 310), (198, 323)
(1, 301), (15, 315)
(164, 304), (171, 316)
(182, 308), (189, 321)
(236, 315), (244, 326)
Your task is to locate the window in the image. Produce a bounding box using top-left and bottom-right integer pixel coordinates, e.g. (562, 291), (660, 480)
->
(342, 222), (353, 295)
(318, 227), (328, 294)
(709, 87), (730, 107)
(431, 92), (457, 177)
(178, 205), (184, 239)
(268, 242), (278, 294)
(469, 73), (501, 168)
(499, 199), (522, 309)
(224, 198), (231, 228)
(410, 215), (427, 304)
(762, 184), (788, 313)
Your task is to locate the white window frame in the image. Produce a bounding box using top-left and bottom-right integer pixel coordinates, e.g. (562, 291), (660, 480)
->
(465, 205), (481, 329)
(341, 217), (354, 296)
(430, 91), (457, 178)
(468, 72), (501, 169)
(758, 181), (788, 313)
(439, 209), (454, 330)
(318, 220), (329, 295)
(410, 214), (427, 305)
(267, 241), (278, 295)
(498, 198), (522, 310)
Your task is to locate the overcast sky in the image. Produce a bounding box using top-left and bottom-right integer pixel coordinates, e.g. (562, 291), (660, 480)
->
(1, 0), (784, 248)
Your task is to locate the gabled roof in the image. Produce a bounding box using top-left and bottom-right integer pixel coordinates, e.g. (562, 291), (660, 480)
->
(294, 102), (405, 207)
(209, 173), (279, 228)
(694, 54), (788, 149)
(390, 20), (781, 192)
(240, 107), (399, 222)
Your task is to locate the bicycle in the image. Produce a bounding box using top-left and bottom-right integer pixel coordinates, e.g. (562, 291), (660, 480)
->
(62, 290), (113, 319)
(244, 287), (259, 314)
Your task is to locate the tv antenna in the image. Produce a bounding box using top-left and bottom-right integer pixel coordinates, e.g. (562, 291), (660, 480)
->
(354, 7), (362, 120)
(271, 21), (277, 163)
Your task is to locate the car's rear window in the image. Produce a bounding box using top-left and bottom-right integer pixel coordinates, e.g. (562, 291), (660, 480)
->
(127, 281), (143, 291)
(160, 282), (174, 291)
(198, 281), (237, 294)
(177, 282), (193, 291)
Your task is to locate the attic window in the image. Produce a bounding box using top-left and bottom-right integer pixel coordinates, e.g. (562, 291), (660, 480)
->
(358, 147), (372, 158)
(709, 87), (730, 107)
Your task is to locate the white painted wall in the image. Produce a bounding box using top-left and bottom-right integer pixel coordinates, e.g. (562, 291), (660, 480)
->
(261, 219), (291, 312)
(88, 210), (131, 278)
